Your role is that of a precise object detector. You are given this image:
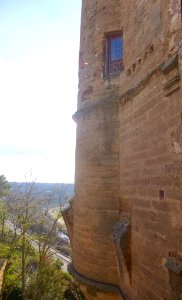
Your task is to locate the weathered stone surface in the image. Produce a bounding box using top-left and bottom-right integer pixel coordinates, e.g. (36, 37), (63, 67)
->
(165, 257), (182, 275)
(66, 1), (182, 299)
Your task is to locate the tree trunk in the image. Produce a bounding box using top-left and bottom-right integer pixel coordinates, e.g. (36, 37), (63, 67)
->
(1, 210), (5, 240)
(22, 229), (26, 300)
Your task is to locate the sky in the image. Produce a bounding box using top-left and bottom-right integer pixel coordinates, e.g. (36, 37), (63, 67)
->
(0, 0), (81, 183)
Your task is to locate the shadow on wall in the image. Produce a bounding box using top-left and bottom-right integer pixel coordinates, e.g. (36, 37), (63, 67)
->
(113, 219), (132, 299)
(165, 252), (182, 300)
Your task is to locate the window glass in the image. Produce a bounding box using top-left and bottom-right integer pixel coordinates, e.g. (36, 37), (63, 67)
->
(105, 32), (124, 77)
(111, 37), (122, 60)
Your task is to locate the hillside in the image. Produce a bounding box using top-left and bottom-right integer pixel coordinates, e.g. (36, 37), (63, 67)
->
(9, 182), (75, 208)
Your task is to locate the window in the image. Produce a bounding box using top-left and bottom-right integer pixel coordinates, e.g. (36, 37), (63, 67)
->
(105, 32), (124, 77)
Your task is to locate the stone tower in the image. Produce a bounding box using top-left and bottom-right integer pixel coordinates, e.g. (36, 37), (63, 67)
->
(71, 1), (125, 299)
(63, 1), (182, 299)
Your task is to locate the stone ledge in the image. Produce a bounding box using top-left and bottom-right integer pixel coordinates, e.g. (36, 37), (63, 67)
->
(162, 54), (179, 74)
(73, 53), (180, 122)
(73, 93), (119, 122)
(162, 54), (180, 96)
(68, 263), (130, 299)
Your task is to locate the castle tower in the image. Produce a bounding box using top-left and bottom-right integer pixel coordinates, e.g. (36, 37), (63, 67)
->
(63, 1), (182, 299)
(64, 1), (127, 299)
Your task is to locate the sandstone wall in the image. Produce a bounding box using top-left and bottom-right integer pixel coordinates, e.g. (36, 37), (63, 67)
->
(72, 1), (123, 299)
(118, 1), (182, 299)
(120, 75), (182, 299)
(78, 0), (122, 110)
(68, 0), (182, 299)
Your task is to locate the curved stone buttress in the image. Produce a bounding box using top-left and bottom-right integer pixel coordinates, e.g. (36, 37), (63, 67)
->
(63, 1), (132, 299)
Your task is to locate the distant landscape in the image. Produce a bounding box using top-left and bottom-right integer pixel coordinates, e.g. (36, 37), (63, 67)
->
(9, 182), (75, 208)
(6, 181), (75, 257)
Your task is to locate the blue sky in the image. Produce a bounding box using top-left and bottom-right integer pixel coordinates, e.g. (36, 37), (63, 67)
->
(0, 0), (81, 183)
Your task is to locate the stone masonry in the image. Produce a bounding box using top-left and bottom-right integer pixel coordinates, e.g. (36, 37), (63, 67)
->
(63, 1), (182, 299)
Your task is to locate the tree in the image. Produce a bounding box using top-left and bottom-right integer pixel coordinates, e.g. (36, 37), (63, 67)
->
(25, 261), (85, 300)
(0, 175), (10, 197)
(5, 181), (44, 299)
(0, 180), (83, 300)
(2, 181), (71, 299)
(0, 175), (10, 240)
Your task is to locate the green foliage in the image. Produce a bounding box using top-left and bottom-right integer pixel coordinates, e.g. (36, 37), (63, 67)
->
(1, 238), (38, 298)
(0, 241), (10, 258)
(0, 200), (5, 211)
(1, 236), (85, 300)
(3, 287), (22, 300)
(26, 262), (68, 299)
(0, 175), (10, 240)
(0, 179), (83, 300)
(26, 261), (85, 300)
(0, 175), (10, 198)
(55, 258), (64, 269)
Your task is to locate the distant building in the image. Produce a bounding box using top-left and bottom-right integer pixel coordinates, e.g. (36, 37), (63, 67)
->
(63, 1), (182, 299)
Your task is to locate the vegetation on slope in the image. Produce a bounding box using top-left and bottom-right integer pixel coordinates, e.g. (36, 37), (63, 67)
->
(0, 175), (85, 300)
